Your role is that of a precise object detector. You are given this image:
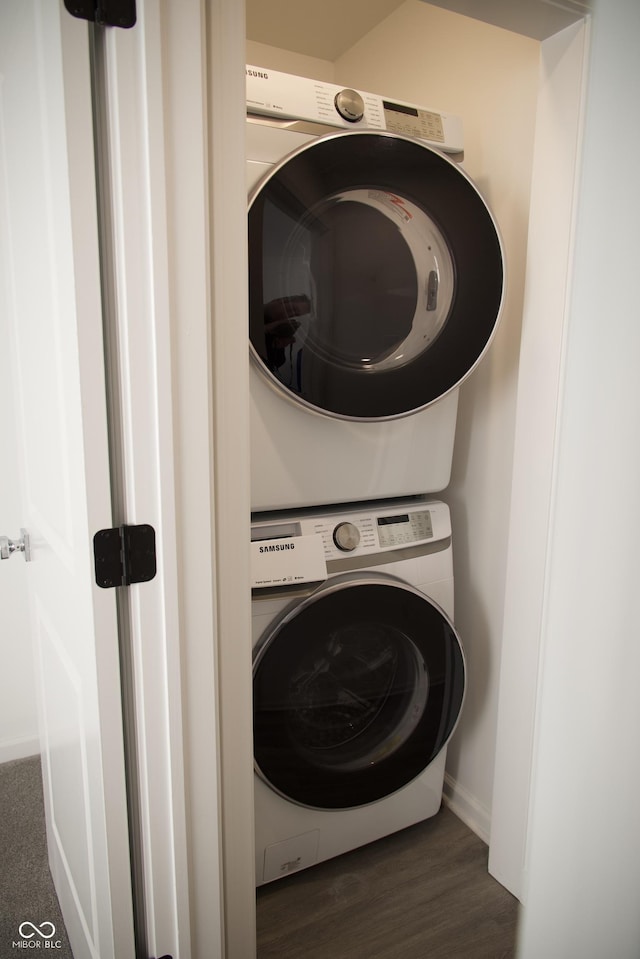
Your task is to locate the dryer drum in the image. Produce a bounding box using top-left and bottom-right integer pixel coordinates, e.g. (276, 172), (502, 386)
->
(248, 130), (504, 421)
(253, 578), (466, 810)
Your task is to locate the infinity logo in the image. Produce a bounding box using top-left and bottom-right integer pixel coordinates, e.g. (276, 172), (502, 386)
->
(18, 922), (56, 940)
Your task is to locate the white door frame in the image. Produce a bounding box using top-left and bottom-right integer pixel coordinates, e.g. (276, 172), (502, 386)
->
(91, 4), (193, 956)
(203, 1), (256, 956)
(517, 0), (640, 952)
(90, 0), (256, 953)
(98, 0), (255, 956)
(152, 0), (257, 955)
(488, 18), (591, 901)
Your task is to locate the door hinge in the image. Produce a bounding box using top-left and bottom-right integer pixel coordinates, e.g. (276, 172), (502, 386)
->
(64, 0), (136, 29)
(93, 524), (156, 588)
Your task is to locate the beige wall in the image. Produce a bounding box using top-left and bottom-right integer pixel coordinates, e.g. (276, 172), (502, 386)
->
(247, 2), (541, 840)
(246, 40), (335, 81)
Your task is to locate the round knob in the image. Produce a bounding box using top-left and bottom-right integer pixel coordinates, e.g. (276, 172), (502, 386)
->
(333, 522), (361, 552)
(334, 89), (365, 123)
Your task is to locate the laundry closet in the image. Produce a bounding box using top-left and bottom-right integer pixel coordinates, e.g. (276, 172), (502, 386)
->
(245, 0), (588, 899)
(4, 3), (640, 957)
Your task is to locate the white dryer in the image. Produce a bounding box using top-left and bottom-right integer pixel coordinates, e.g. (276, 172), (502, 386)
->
(247, 66), (505, 511)
(251, 497), (465, 885)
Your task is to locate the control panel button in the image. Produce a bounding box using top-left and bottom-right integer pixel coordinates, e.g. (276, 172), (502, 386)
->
(333, 522), (361, 552)
(334, 89), (365, 123)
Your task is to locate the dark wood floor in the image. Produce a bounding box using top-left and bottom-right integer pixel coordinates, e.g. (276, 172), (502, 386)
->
(256, 806), (519, 959)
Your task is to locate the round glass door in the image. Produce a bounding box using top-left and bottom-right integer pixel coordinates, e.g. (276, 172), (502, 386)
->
(249, 130), (504, 420)
(253, 576), (466, 809)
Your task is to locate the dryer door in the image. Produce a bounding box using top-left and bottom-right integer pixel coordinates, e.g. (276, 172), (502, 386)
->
(248, 130), (503, 421)
(253, 575), (465, 809)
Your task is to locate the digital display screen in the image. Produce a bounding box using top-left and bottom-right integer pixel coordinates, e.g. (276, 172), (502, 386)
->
(378, 514), (410, 526)
(383, 100), (419, 118)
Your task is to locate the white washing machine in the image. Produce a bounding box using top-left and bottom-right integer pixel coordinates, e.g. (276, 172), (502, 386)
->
(251, 497), (465, 885)
(247, 66), (505, 511)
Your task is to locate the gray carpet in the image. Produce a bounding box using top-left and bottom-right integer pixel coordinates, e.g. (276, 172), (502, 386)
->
(0, 755), (73, 959)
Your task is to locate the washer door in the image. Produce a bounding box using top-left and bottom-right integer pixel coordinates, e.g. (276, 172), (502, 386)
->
(248, 130), (504, 421)
(253, 575), (465, 810)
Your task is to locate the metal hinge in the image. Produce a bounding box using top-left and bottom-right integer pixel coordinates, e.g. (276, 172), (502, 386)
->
(64, 0), (136, 28)
(93, 524), (156, 588)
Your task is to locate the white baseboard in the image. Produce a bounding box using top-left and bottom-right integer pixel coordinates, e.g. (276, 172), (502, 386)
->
(443, 772), (491, 845)
(0, 735), (40, 765)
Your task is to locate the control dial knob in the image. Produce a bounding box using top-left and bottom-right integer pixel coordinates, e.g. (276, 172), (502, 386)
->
(333, 522), (361, 552)
(334, 89), (365, 123)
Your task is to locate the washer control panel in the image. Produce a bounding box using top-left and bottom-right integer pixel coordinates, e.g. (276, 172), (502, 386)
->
(246, 65), (464, 154)
(252, 499), (450, 564)
(310, 509), (436, 560)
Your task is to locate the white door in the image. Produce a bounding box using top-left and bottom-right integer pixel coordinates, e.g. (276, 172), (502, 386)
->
(0, 3), (135, 957)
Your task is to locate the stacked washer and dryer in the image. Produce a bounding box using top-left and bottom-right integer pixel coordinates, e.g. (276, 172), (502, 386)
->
(246, 66), (504, 885)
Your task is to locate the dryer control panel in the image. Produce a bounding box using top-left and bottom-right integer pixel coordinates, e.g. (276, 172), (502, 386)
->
(246, 65), (464, 154)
